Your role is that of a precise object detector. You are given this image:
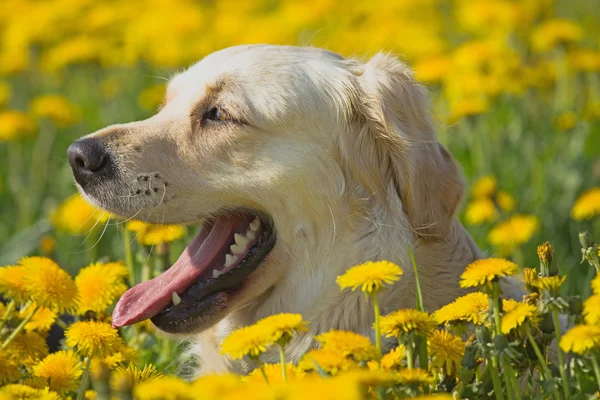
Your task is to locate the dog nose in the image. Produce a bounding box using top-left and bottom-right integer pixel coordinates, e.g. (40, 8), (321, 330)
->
(67, 138), (114, 186)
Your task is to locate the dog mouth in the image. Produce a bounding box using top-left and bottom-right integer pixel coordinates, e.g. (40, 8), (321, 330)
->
(111, 212), (275, 334)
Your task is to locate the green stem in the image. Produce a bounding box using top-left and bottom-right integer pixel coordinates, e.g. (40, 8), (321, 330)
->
(489, 358), (505, 400)
(123, 227), (135, 286)
(552, 310), (570, 399)
(0, 300), (15, 329)
(591, 355), (600, 392)
(1, 306), (37, 350)
(504, 361), (521, 400)
(258, 361), (270, 385)
(525, 328), (554, 383)
(372, 294), (382, 363)
(408, 244), (424, 312)
(417, 336), (428, 371)
(405, 343), (414, 369)
(278, 345), (287, 382)
(76, 356), (92, 400)
(55, 317), (69, 330)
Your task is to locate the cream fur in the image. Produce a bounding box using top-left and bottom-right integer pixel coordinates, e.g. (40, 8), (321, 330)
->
(75, 45), (513, 376)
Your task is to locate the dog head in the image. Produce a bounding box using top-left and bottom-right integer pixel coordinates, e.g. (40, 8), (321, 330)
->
(68, 45), (464, 336)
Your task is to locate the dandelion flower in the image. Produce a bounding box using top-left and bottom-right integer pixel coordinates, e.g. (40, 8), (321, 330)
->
(396, 368), (435, 386)
(246, 363), (303, 384)
(472, 176), (497, 198)
(571, 188), (600, 221)
(256, 313), (309, 345)
(39, 235), (56, 255)
(0, 351), (21, 385)
(336, 261), (403, 295)
(584, 295), (600, 326)
(592, 274), (600, 295)
(76, 261), (128, 314)
(370, 346), (406, 371)
(190, 374), (244, 398)
(50, 194), (111, 235)
(496, 191), (515, 212)
(379, 309), (437, 339)
(298, 348), (356, 375)
(0, 384), (43, 399)
(560, 325), (600, 355)
(554, 112), (577, 131)
(534, 275), (566, 294)
(501, 302), (539, 334)
(24, 305), (57, 332)
(460, 258), (518, 289)
(447, 98), (490, 124)
(65, 321), (122, 357)
(5, 331), (49, 367)
(465, 198), (497, 225)
(20, 257), (77, 313)
(536, 242), (554, 263)
(30, 94), (81, 128)
(488, 215), (539, 254)
(220, 324), (276, 359)
(531, 19), (583, 52)
(111, 363), (163, 392)
(0, 110), (36, 141)
(285, 375), (361, 400)
(315, 330), (377, 361)
(434, 292), (489, 325)
(126, 221), (186, 245)
(523, 268), (539, 290)
(0, 265), (29, 302)
(135, 376), (190, 400)
(32, 351), (83, 395)
(428, 330), (465, 375)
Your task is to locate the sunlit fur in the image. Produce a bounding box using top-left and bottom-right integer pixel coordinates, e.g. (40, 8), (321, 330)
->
(77, 45), (521, 376)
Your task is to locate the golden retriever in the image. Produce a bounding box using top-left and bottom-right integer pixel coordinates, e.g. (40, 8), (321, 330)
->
(67, 45), (511, 375)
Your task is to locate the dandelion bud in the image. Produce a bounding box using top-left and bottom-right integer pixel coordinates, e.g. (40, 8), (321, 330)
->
(537, 242), (553, 264)
(579, 231), (595, 250)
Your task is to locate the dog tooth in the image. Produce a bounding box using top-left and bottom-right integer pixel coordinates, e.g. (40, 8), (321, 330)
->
(250, 218), (261, 231)
(212, 270), (222, 279)
(172, 292), (181, 306)
(224, 254), (234, 268)
(234, 233), (250, 247)
(246, 230), (256, 240)
(230, 243), (245, 254)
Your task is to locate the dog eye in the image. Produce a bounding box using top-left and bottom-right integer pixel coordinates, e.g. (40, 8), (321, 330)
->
(204, 106), (230, 122)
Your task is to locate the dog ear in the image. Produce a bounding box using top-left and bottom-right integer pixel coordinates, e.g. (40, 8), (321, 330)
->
(341, 53), (465, 239)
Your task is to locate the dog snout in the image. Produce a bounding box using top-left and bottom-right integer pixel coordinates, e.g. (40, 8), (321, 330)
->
(67, 138), (115, 186)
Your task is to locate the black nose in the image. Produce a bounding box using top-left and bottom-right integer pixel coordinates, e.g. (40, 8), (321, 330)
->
(67, 138), (114, 186)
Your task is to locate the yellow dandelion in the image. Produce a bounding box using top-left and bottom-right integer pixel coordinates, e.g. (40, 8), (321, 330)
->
(20, 257), (77, 313)
(501, 302), (539, 334)
(447, 98), (490, 124)
(30, 94), (81, 128)
(0, 351), (21, 385)
(134, 376), (191, 400)
(554, 112), (577, 131)
(65, 321), (122, 357)
(560, 325), (600, 355)
(414, 55), (452, 83)
(379, 309), (437, 339)
(428, 330), (465, 375)
(336, 260), (403, 295)
(472, 175), (497, 198)
(285, 374), (362, 400)
(126, 221), (186, 245)
(412, 396), (453, 400)
(369, 346), (405, 371)
(23, 305), (57, 332)
(111, 363), (164, 392)
(488, 215), (539, 254)
(298, 348), (356, 375)
(584, 295), (600, 326)
(465, 198), (498, 225)
(592, 274), (600, 295)
(0, 265), (29, 302)
(5, 331), (49, 367)
(138, 84), (166, 111)
(32, 351), (83, 395)
(502, 299), (520, 313)
(220, 324), (276, 359)
(50, 194), (111, 235)
(85, 390), (97, 400)
(0, 110), (36, 142)
(246, 363), (304, 384)
(460, 258), (518, 289)
(0, 384), (41, 399)
(571, 188), (600, 221)
(523, 268), (539, 290)
(255, 313), (309, 345)
(534, 275), (566, 294)
(39, 235), (56, 255)
(434, 292), (490, 325)
(315, 330), (377, 361)
(396, 368), (435, 386)
(190, 374), (244, 398)
(537, 242), (554, 264)
(496, 191), (515, 212)
(531, 19), (583, 52)
(76, 261), (128, 314)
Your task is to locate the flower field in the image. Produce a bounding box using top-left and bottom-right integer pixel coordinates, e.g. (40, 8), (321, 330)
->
(1, 0), (600, 399)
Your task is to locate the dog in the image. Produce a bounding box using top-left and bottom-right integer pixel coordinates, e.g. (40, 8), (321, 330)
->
(67, 44), (506, 375)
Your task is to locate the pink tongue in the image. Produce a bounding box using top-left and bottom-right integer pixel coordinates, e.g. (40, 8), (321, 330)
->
(112, 216), (242, 328)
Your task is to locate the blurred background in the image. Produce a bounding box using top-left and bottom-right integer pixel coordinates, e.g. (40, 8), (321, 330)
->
(0, 0), (599, 297)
